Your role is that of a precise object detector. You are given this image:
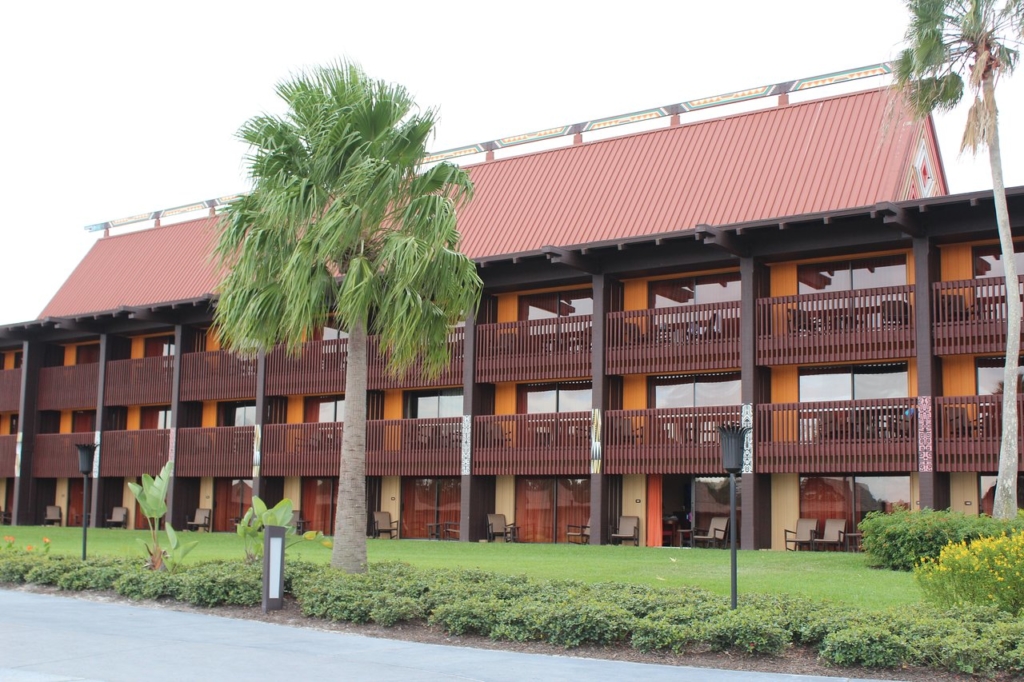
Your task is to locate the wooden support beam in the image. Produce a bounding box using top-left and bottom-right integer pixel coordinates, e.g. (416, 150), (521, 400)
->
(875, 201), (924, 237)
(694, 224), (748, 258)
(540, 245), (601, 274)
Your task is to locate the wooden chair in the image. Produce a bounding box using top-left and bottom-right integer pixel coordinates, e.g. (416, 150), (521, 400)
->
(566, 524), (590, 544)
(372, 511), (398, 539)
(186, 508), (212, 532)
(692, 516), (729, 548)
(43, 505), (62, 527)
(289, 511), (306, 534)
(486, 513), (519, 542)
(811, 518), (847, 551)
(784, 518), (818, 551)
(610, 516), (640, 546)
(105, 506), (128, 529)
(0, 507), (9, 525)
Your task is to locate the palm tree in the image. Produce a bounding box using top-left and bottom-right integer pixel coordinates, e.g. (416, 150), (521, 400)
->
(213, 63), (481, 572)
(894, 0), (1022, 519)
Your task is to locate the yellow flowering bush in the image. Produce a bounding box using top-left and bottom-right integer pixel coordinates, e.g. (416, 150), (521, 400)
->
(916, 532), (1024, 615)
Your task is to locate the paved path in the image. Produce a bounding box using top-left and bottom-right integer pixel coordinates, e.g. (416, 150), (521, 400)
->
(0, 590), (899, 682)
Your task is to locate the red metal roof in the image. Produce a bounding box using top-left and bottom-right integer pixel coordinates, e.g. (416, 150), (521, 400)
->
(40, 216), (222, 318)
(39, 87), (940, 319)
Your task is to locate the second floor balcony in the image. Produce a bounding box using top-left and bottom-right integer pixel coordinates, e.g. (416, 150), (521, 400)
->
(476, 317), (592, 384)
(367, 331), (464, 390)
(180, 351), (257, 402)
(934, 395), (1024, 473)
(32, 433), (94, 478)
(98, 429), (169, 478)
(606, 303), (740, 375)
(265, 340), (347, 397)
(603, 405), (743, 475)
(755, 398), (918, 474)
(366, 417), (462, 477)
(933, 276), (1024, 355)
(104, 357), (174, 407)
(757, 285), (915, 366)
(262, 422), (343, 477)
(175, 426), (254, 478)
(472, 412), (591, 476)
(0, 368), (21, 412)
(37, 364), (98, 411)
(0, 434), (15, 477)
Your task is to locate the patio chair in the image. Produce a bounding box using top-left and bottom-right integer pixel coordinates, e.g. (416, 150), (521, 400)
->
(610, 516), (640, 546)
(784, 518), (817, 551)
(811, 518), (846, 551)
(0, 507), (8, 525)
(486, 513), (519, 542)
(186, 508), (212, 532)
(289, 511), (306, 534)
(43, 505), (62, 526)
(372, 511), (398, 539)
(105, 506), (128, 529)
(566, 523), (590, 544)
(443, 521), (460, 540)
(692, 516), (729, 548)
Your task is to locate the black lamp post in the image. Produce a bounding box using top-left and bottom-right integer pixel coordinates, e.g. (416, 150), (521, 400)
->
(76, 443), (96, 561)
(719, 423), (749, 610)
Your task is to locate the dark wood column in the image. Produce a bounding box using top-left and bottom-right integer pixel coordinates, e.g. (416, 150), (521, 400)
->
(589, 273), (611, 545)
(88, 334), (111, 528)
(252, 349), (267, 501)
(165, 325), (186, 528)
(459, 308), (492, 541)
(913, 236), (949, 510)
(740, 257), (771, 549)
(11, 341), (43, 525)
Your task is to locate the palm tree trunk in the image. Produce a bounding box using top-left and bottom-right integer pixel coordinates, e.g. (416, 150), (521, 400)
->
(330, 318), (369, 572)
(986, 74), (1020, 520)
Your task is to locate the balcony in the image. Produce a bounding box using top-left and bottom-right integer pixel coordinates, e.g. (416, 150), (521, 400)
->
(606, 303), (740, 375)
(104, 357), (174, 406)
(603, 406), (743, 475)
(0, 434), (15, 477)
(99, 430), (169, 477)
(367, 330), (464, 390)
(476, 316), (592, 383)
(756, 398), (917, 473)
(0, 368), (21, 412)
(933, 277), (1023, 356)
(757, 285), (915, 366)
(262, 422), (343, 477)
(366, 417), (462, 477)
(265, 340), (347, 397)
(37, 365), (98, 411)
(934, 395), (1024, 472)
(32, 433), (94, 478)
(175, 426), (254, 478)
(180, 351), (257, 402)
(472, 412), (591, 476)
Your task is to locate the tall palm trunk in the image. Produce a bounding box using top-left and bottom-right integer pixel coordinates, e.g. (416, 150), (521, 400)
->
(331, 318), (369, 572)
(986, 73), (1021, 520)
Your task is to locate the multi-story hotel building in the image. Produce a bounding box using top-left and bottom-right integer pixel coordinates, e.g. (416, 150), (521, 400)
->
(2, 82), (1022, 549)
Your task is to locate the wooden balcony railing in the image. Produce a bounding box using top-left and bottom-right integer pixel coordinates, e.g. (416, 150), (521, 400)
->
(756, 398), (917, 473)
(0, 434), (15, 477)
(366, 417), (462, 477)
(32, 433), (94, 478)
(0, 368), (21, 412)
(476, 316), (592, 383)
(99, 430), (169, 477)
(472, 412), (591, 476)
(606, 303), (740, 375)
(104, 357), (174, 406)
(934, 395), (1024, 472)
(37, 364), (98, 411)
(266, 340), (347, 397)
(175, 426), (254, 478)
(604, 406), (743, 474)
(262, 422), (343, 477)
(757, 285), (915, 366)
(933, 276), (1024, 356)
(180, 351), (257, 402)
(367, 330), (464, 390)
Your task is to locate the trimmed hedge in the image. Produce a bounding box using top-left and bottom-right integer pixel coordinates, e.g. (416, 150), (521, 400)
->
(859, 508), (1024, 571)
(3, 551), (1024, 675)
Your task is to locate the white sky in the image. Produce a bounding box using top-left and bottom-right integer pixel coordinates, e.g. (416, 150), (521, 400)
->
(1, 0), (1022, 325)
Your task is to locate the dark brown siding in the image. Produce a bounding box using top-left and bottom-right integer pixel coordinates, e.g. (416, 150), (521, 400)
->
(104, 357), (174, 406)
(99, 430), (169, 477)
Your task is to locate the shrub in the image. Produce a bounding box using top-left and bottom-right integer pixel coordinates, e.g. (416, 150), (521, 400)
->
(174, 561), (263, 607)
(370, 594), (424, 626)
(819, 625), (912, 668)
(916, 531), (1024, 614)
(704, 608), (790, 656)
(56, 558), (138, 591)
(114, 569), (179, 601)
(0, 551), (49, 583)
(859, 508), (1024, 571)
(429, 595), (503, 636)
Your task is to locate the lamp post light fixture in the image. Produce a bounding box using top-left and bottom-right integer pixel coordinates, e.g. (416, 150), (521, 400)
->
(75, 443), (97, 561)
(718, 423), (749, 610)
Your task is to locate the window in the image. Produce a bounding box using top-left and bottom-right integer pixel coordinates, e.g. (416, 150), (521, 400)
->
(519, 289), (593, 320)
(143, 336), (175, 357)
(76, 344), (101, 365)
(650, 373), (741, 408)
(798, 255), (906, 294)
(800, 475), (910, 529)
(799, 364), (908, 402)
(973, 243), (1024, 279)
(304, 395), (345, 423)
(140, 405), (172, 430)
(980, 475), (1024, 515)
(648, 272), (741, 308)
(519, 382), (592, 413)
(219, 401), (256, 427)
(72, 410), (96, 433)
(406, 389), (462, 419)
(976, 357), (1024, 395)
(12, 351), (22, 369)
(9, 413), (19, 434)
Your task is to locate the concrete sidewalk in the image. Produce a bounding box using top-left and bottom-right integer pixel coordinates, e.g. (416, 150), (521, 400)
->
(0, 590), (899, 682)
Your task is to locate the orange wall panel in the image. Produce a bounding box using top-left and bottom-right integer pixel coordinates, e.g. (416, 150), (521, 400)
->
(384, 390), (403, 420)
(770, 264), (797, 297)
(63, 345), (77, 367)
(60, 411), (72, 434)
(202, 401), (217, 427)
(623, 280), (647, 312)
(2, 352), (13, 370)
(943, 356), (976, 397)
(622, 375), (646, 410)
(0, 414), (10, 435)
(287, 396), (304, 424)
(494, 383), (516, 415)
(206, 329), (221, 352)
(940, 244), (974, 281)
(131, 337), (145, 360)
(496, 294), (518, 324)
(127, 406), (141, 431)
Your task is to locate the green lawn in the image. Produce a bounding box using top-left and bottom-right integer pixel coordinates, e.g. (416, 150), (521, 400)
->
(3, 526), (918, 610)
